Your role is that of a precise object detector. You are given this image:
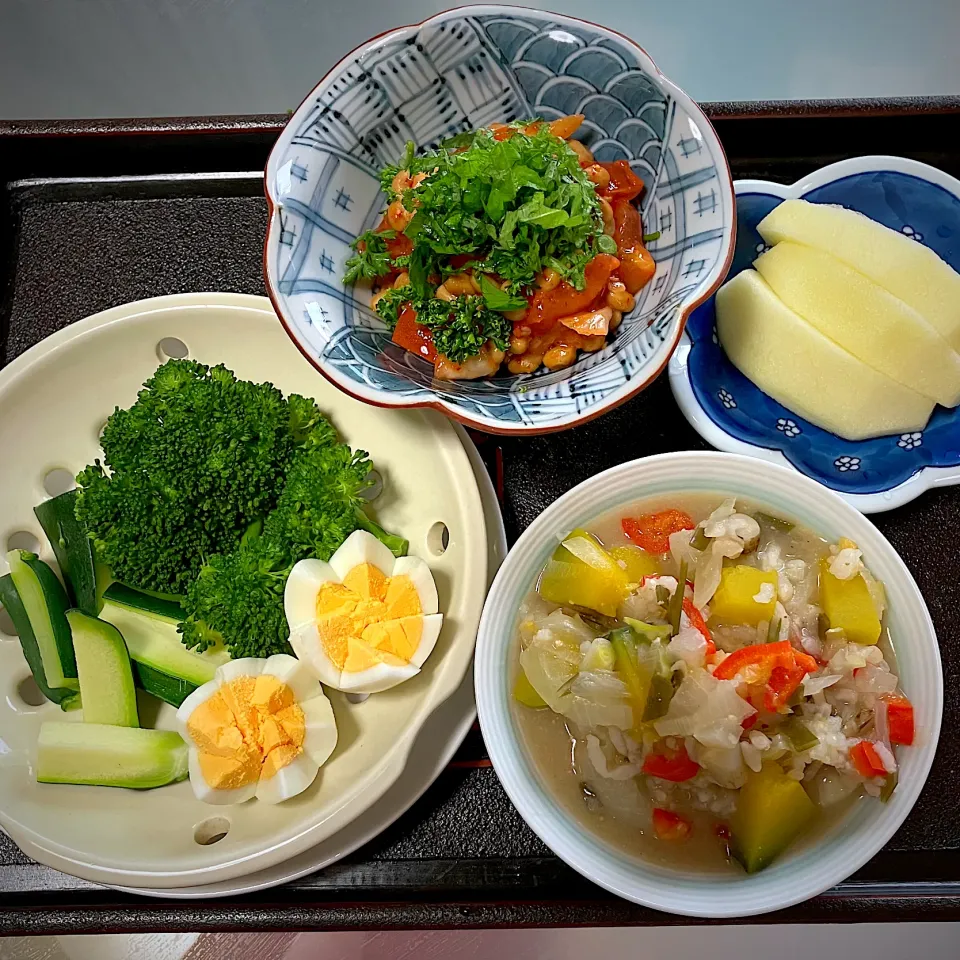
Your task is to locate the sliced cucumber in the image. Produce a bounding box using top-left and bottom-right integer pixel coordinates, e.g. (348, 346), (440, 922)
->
(100, 592), (228, 688)
(131, 661), (196, 708)
(34, 490), (110, 615)
(102, 582), (185, 623)
(5, 550), (78, 690)
(68, 610), (139, 727)
(0, 574), (79, 708)
(36, 721), (187, 788)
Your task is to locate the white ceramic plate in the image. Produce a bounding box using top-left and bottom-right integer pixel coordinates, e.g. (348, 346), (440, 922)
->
(475, 451), (942, 918)
(0, 294), (488, 890)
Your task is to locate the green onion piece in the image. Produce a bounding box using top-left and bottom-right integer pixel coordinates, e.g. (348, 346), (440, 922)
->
(755, 512), (795, 533)
(691, 526), (709, 550)
(880, 771), (899, 803)
(783, 719), (819, 752)
(655, 585), (670, 606)
(624, 618), (672, 644)
(767, 617), (781, 643)
(668, 561), (687, 637)
(642, 231), (661, 243)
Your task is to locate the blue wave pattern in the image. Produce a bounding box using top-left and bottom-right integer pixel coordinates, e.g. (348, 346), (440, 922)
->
(686, 171), (960, 494)
(269, 12), (727, 427)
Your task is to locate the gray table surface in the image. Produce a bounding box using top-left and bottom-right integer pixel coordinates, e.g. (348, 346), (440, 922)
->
(0, 0), (958, 121)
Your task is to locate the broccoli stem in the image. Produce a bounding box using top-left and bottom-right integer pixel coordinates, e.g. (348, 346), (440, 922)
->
(355, 509), (408, 558)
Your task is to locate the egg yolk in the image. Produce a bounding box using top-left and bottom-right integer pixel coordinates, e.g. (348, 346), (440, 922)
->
(315, 563), (424, 672)
(186, 675), (306, 790)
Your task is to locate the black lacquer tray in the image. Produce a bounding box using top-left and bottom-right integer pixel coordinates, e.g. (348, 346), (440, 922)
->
(2, 98), (960, 933)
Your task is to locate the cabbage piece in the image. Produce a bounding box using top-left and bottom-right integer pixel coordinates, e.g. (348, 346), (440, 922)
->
(518, 609), (593, 711)
(564, 670), (634, 730)
(654, 669), (755, 748)
(691, 741), (747, 789)
(585, 734), (642, 780)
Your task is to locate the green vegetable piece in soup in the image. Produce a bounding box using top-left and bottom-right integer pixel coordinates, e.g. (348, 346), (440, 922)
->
(731, 764), (817, 873)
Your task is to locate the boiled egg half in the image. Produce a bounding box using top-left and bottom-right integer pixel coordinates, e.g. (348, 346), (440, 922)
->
(285, 530), (442, 693)
(175, 654), (337, 805)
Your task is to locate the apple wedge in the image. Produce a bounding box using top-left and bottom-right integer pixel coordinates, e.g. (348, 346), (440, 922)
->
(754, 242), (960, 407)
(715, 269), (934, 441)
(758, 199), (960, 352)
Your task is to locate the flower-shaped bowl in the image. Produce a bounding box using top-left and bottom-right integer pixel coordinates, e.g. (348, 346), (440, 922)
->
(265, 4), (735, 435)
(669, 156), (960, 512)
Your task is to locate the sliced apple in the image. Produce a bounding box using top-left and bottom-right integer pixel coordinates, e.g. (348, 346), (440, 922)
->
(758, 199), (960, 352)
(715, 269), (934, 441)
(754, 241), (960, 407)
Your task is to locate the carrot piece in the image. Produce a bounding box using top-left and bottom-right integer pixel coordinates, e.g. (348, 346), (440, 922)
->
(620, 249), (656, 295)
(599, 160), (645, 202)
(652, 808), (693, 841)
(612, 200), (656, 294)
(549, 114), (585, 140)
(390, 305), (437, 362)
(850, 740), (887, 778)
(526, 253), (620, 334)
(621, 509), (694, 554)
(558, 308), (611, 337)
(882, 696), (915, 746)
(643, 743), (700, 782)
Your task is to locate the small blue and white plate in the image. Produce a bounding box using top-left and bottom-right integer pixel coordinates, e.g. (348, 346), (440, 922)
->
(669, 155), (960, 513)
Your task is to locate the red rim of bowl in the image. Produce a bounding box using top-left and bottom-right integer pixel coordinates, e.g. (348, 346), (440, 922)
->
(263, 4), (737, 436)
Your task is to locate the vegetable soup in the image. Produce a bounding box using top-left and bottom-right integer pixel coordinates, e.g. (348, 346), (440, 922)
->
(512, 495), (913, 873)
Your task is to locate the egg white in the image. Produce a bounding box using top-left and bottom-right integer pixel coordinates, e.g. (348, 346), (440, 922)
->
(408, 613), (444, 668)
(262, 653), (323, 703)
(301, 694), (339, 767)
(391, 555), (439, 615)
(328, 529), (396, 580)
(255, 750), (320, 804)
(337, 658), (420, 694)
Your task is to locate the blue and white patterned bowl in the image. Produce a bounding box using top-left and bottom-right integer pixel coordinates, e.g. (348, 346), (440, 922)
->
(669, 156), (960, 513)
(264, 5), (735, 435)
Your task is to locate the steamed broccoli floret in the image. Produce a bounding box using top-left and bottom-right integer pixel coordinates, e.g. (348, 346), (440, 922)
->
(75, 360), (323, 595)
(179, 429), (408, 659)
(179, 535), (293, 660)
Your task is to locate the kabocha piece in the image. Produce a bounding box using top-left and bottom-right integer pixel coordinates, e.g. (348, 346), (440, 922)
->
(0, 550), (78, 707)
(730, 764), (817, 873)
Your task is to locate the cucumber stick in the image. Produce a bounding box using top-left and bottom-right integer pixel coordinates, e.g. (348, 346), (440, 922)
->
(2, 550), (78, 703)
(68, 610), (139, 727)
(131, 661), (196, 708)
(37, 721), (188, 788)
(34, 490), (110, 615)
(100, 586), (229, 688)
(0, 573), (78, 708)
